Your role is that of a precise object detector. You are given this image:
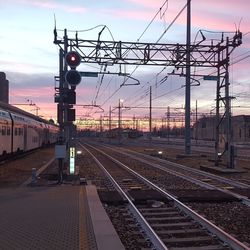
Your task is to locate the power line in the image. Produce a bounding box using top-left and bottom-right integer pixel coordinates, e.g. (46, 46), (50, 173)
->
(121, 2), (188, 107)
(156, 3), (187, 43)
(137, 0), (169, 42)
(95, 1), (175, 109)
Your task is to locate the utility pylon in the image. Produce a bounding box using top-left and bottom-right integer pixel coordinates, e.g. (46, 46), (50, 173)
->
(54, 27), (242, 168)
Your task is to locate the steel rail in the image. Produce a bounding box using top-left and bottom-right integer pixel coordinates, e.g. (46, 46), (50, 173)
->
(135, 147), (250, 189)
(79, 142), (168, 250)
(142, 138), (250, 166)
(123, 150), (250, 206)
(83, 142), (249, 250)
(101, 144), (250, 206)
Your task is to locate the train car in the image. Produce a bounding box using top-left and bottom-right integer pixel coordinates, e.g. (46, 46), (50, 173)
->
(24, 117), (44, 151)
(11, 112), (26, 153)
(46, 123), (59, 144)
(0, 102), (59, 158)
(0, 109), (12, 155)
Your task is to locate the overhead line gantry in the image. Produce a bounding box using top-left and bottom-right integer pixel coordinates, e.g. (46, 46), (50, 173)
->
(54, 27), (242, 168)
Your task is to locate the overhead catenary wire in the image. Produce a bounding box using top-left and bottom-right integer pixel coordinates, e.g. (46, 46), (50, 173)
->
(137, 0), (169, 42)
(120, 2), (188, 108)
(94, 1), (184, 111)
(156, 3), (187, 43)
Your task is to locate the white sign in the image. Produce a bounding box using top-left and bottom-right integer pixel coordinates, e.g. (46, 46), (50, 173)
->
(69, 147), (75, 174)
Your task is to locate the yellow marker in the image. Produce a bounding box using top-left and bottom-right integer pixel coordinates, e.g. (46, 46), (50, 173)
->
(70, 147), (75, 158)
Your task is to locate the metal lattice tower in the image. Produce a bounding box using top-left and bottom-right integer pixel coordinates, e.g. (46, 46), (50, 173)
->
(54, 28), (242, 168)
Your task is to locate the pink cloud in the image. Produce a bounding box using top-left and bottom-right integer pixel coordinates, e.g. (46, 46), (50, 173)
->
(117, 1), (250, 35)
(9, 82), (96, 120)
(9, 86), (56, 119)
(101, 8), (153, 22)
(17, 0), (86, 14)
(126, 0), (164, 9)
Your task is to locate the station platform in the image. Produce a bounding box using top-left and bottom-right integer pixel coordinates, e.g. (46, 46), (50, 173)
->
(0, 185), (125, 250)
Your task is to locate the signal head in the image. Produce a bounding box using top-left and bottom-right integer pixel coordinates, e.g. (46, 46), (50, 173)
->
(65, 69), (81, 86)
(65, 51), (81, 68)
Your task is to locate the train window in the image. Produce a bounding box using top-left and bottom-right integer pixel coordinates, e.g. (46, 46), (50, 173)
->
(32, 136), (38, 143)
(15, 127), (18, 136)
(19, 128), (23, 136)
(2, 126), (6, 135)
(7, 127), (10, 136)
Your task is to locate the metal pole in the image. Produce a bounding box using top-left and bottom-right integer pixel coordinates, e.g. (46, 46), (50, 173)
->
(57, 48), (64, 184)
(118, 99), (121, 144)
(185, 0), (191, 154)
(63, 29), (71, 178)
(225, 37), (234, 168)
(109, 106), (111, 142)
(195, 100), (198, 145)
(100, 115), (103, 134)
(215, 56), (221, 166)
(149, 86), (152, 143)
(167, 106), (170, 142)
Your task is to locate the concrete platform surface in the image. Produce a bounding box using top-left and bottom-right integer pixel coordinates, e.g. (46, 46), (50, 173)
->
(86, 185), (125, 250)
(0, 185), (124, 250)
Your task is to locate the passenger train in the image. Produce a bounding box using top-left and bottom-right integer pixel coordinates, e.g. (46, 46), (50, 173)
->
(0, 102), (59, 158)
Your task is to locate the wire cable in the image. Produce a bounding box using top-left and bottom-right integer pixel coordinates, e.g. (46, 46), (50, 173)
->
(137, 0), (169, 42)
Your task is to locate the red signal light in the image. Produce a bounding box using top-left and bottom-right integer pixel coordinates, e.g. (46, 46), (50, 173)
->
(65, 51), (81, 68)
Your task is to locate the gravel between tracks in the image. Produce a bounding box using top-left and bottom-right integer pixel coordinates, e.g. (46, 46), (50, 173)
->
(87, 142), (250, 247)
(187, 201), (250, 245)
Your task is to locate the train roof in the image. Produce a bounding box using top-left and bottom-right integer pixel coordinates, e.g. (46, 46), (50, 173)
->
(0, 101), (56, 125)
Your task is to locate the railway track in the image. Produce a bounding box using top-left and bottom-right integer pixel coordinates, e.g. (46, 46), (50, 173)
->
(98, 143), (250, 207)
(139, 138), (250, 160)
(79, 142), (249, 250)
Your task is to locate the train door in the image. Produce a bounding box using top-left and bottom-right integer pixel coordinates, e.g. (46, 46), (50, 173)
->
(23, 124), (28, 151)
(9, 113), (14, 154)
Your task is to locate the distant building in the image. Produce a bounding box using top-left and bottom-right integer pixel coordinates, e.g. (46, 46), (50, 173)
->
(193, 115), (216, 141)
(0, 72), (9, 104)
(193, 115), (250, 143)
(232, 115), (250, 142)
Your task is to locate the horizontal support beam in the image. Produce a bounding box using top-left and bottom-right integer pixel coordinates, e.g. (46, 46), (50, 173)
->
(54, 34), (241, 68)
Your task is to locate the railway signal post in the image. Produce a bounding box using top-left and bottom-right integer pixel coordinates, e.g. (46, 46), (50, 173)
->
(54, 29), (81, 182)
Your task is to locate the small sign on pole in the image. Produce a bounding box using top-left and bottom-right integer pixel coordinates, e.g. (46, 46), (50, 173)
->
(203, 75), (218, 81)
(80, 71), (98, 77)
(69, 147), (75, 174)
(55, 144), (66, 159)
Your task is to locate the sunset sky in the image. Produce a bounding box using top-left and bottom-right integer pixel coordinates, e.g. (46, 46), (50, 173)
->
(1, 0), (250, 123)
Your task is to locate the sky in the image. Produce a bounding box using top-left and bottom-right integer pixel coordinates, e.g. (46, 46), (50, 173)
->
(1, 0), (250, 125)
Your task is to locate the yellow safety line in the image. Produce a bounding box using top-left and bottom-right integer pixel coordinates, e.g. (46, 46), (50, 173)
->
(79, 186), (84, 250)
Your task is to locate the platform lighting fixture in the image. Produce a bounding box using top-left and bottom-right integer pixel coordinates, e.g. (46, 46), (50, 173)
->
(119, 99), (124, 107)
